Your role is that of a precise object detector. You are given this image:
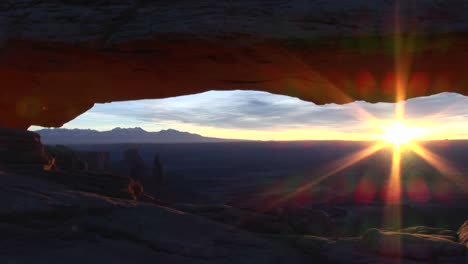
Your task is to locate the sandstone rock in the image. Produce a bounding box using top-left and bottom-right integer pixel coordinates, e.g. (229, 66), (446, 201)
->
(44, 145), (111, 173)
(264, 234), (332, 256)
(122, 148), (145, 181)
(361, 228), (466, 260)
(325, 237), (429, 264)
(153, 154), (163, 185)
(401, 226), (458, 242)
(121, 148), (166, 198)
(458, 220), (468, 247)
(325, 229), (468, 264)
(238, 217), (294, 235)
(0, 169), (311, 264)
(0, 2), (468, 128)
(174, 203), (337, 236)
(77, 151), (111, 173)
(175, 203), (294, 235)
(44, 145), (80, 170)
(127, 177), (144, 201)
(0, 127), (50, 169)
(278, 208), (335, 236)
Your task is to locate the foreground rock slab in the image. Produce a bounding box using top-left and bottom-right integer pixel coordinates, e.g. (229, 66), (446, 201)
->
(459, 220), (468, 248)
(361, 228), (466, 261)
(0, 170), (310, 264)
(0, 128), (50, 169)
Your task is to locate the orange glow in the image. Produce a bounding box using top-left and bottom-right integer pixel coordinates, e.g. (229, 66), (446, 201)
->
(385, 149), (402, 205)
(254, 0), (467, 218)
(379, 121), (423, 148)
(356, 70), (377, 96)
(383, 149), (402, 235)
(381, 6), (405, 258)
(409, 143), (459, 175)
(247, 7), (468, 256)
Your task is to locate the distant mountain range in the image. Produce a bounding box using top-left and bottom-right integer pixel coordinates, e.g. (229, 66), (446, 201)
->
(35, 127), (243, 145)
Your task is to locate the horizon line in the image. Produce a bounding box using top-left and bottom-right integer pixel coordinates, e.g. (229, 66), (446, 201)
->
(31, 126), (467, 142)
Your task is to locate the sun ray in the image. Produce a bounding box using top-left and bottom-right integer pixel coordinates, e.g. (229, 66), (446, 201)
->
(408, 143), (468, 192)
(281, 44), (384, 128)
(381, 148), (403, 259)
(261, 141), (386, 211)
(384, 148), (402, 211)
(409, 143), (459, 175)
(380, 2), (411, 257)
(250, 6), (464, 255)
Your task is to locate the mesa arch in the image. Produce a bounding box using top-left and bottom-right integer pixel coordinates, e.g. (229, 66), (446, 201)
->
(1, 1), (468, 129)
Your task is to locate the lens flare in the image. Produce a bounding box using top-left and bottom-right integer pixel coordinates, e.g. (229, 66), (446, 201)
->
(252, 5), (467, 263)
(379, 121), (422, 148)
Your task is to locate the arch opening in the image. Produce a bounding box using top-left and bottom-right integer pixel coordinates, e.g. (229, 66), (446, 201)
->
(31, 90), (468, 142)
(30, 90), (468, 232)
(1, 1), (468, 261)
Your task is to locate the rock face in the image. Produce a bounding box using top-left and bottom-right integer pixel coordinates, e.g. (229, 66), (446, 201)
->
(459, 220), (468, 247)
(361, 228), (466, 260)
(153, 154), (163, 185)
(401, 226), (458, 242)
(0, 145), (466, 263)
(77, 151), (111, 173)
(320, 227), (467, 264)
(122, 148), (145, 181)
(44, 145), (81, 170)
(121, 148), (161, 198)
(0, 169), (311, 264)
(174, 203), (337, 237)
(0, 128), (50, 169)
(282, 209), (335, 236)
(0, 1), (467, 128)
(44, 145), (111, 173)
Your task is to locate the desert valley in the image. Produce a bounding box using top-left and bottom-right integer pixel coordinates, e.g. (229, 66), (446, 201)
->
(0, 127), (466, 263)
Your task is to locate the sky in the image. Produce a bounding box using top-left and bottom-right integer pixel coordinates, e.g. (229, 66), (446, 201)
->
(31, 91), (468, 141)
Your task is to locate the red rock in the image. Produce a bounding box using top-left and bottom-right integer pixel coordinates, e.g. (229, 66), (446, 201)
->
(459, 220), (468, 247)
(0, 128), (50, 169)
(0, 2), (467, 128)
(361, 228), (466, 260)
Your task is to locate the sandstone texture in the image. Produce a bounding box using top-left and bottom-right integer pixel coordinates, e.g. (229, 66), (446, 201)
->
(459, 220), (468, 248)
(44, 145), (111, 172)
(361, 228), (465, 260)
(0, 141), (466, 263)
(0, 169), (312, 264)
(0, 128), (50, 169)
(0, 1), (467, 128)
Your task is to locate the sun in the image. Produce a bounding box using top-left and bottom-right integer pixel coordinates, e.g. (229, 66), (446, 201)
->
(379, 121), (421, 148)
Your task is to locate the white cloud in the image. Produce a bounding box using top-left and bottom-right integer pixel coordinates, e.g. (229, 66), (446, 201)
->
(31, 91), (468, 140)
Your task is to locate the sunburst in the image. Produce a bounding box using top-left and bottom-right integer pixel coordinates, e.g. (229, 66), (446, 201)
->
(254, 8), (468, 260)
(257, 2), (468, 239)
(379, 121), (422, 148)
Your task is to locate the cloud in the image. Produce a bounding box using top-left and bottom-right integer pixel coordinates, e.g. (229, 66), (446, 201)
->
(52, 91), (468, 139)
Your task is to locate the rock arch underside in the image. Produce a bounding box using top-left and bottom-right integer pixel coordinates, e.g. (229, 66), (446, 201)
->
(1, 1), (468, 129)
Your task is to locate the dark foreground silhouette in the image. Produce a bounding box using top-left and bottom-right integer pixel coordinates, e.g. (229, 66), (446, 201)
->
(1, 130), (467, 263)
